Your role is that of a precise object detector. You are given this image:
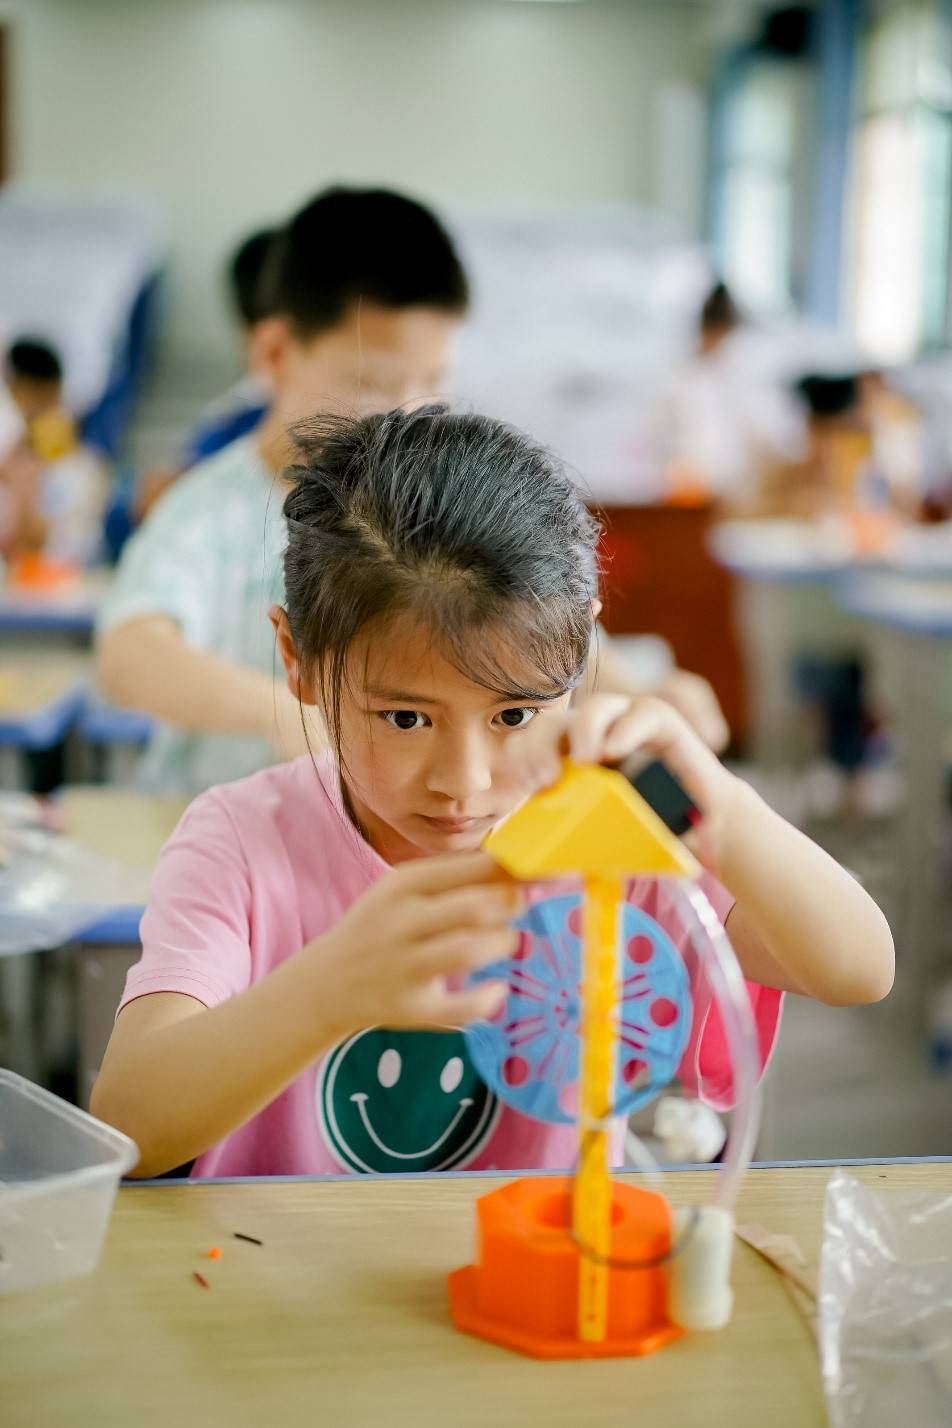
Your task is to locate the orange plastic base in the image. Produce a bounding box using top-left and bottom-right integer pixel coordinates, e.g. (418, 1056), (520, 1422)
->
(448, 1176), (683, 1360)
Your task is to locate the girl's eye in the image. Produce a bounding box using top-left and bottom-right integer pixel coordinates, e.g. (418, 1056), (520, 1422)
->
(495, 707), (540, 730)
(383, 710), (430, 731)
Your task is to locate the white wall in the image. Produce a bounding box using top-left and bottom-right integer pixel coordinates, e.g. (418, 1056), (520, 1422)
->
(5, 0), (710, 362)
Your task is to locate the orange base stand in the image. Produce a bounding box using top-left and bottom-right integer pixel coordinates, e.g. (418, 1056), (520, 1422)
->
(448, 1176), (683, 1360)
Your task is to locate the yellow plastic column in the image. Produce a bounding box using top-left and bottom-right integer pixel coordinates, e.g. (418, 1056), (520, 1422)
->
(574, 873), (622, 1341)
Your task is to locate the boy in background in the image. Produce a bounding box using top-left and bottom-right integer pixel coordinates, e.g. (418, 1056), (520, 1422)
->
(99, 186), (727, 795)
(135, 228), (278, 519)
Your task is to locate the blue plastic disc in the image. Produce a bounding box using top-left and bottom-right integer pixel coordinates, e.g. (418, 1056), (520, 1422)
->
(466, 891), (690, 1125)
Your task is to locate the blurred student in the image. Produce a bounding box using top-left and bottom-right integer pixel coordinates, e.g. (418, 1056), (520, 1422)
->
(136, 228), (278, 519)
(0, 339), (108, 567)
(99, 187), (477, 793)
(649, 282), (803, 507)
(859, 368), (924, 517)
(98, 187), (727, 795)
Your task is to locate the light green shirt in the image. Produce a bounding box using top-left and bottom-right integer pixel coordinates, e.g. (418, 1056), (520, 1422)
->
(98, 437), (288, 794)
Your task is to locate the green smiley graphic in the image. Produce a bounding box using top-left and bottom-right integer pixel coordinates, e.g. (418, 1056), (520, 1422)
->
(316, 1027), (500, 1174)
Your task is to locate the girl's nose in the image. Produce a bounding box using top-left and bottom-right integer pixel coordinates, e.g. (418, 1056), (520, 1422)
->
(425, 735), (493, 803)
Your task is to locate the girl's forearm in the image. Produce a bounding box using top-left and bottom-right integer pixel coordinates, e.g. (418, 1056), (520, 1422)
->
(92, 943), (347, 1177)
(713, 779), (894, 1005)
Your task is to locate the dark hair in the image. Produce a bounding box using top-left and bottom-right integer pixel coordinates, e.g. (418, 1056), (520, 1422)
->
(700, 282), (741, 334)
(261, 187), (469, 339)
(796, 373), (860, 419)
(228, 228), (279, 328)
(282, 406), (599, 749)
(7, 338), (62, 384)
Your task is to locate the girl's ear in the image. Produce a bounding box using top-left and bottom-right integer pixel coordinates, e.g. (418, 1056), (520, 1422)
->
(591, 598), (603, 622)
(269, 606), (319, 705)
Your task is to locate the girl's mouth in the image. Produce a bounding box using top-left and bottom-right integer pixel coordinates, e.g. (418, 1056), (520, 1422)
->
(418, 814), (496, 835)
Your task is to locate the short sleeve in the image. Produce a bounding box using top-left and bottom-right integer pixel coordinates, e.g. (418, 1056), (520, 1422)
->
(96, 477), (217, 646)
(685, 873), (783, 1110)
(118, 789), (253, 1014)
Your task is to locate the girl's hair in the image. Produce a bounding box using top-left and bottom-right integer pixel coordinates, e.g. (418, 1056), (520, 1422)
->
(282, 405), (600, 747)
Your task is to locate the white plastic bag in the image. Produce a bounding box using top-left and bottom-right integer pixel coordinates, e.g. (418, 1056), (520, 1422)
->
(820, 1169), (952, 1427)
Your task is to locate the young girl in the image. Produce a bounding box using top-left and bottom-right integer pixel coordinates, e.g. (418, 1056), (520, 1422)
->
(92, 407), (894, 1179)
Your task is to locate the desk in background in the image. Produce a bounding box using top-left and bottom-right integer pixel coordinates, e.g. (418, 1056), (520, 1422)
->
(0, 650), (89, 755)
(710, 519), (952, 767)
(0, 570), (108, 642)
(61, 787), (188, 1103)
(708, 521), (853, 766)
(3, 1159), (948, 1428)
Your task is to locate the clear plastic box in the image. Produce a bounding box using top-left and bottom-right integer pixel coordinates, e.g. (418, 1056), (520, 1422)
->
(0, 1069), (139, 1295)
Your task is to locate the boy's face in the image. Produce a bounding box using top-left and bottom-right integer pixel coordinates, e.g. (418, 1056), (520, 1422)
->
(254, 300), (461, 428)
(7, 376), (61, 424)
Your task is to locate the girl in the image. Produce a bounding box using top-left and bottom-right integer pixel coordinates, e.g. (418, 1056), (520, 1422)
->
(92, 407), (894, 1179)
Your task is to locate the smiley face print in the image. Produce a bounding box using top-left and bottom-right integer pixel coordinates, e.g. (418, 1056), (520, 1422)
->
(316, 1028), (500, 1174)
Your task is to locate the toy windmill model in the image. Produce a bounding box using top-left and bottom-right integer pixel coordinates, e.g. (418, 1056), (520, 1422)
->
(448, 761), (762, 1359)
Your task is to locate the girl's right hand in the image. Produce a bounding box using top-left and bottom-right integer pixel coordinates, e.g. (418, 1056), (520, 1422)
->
(307, 852), (520, 1038)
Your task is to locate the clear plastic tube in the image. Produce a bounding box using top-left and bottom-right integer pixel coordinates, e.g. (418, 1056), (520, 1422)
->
(678, 879), (762, 1210)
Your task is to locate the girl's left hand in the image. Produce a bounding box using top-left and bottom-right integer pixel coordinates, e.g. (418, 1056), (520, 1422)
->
(508, 694), (741, 869)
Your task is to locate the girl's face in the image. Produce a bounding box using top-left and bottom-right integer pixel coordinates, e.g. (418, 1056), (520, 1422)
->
(299, 613), (572, 864)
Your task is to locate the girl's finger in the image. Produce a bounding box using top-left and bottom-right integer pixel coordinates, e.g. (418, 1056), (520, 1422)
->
(505, 711), (571, 790)
(412, 883), (524, 937)
(416, 925), (520, 978)
(394, 850), (511, 895)
(565, 694), (632, 765)
(599, 698), (684, 764)
(428, 979), (509, 1028)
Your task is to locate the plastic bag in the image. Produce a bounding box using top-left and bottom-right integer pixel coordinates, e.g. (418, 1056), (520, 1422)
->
(820, 1169), (952, 1427)
(0, 794), (146, 956)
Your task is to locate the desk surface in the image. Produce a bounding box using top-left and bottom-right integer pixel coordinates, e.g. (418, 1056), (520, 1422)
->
(60, 786), (189, 939)
(0, 569), (108, 633)
(838, 572), (952, 635)
(0, 649), (89, 747)
(4, 1161), (948, 1428)
(710, 518), (952, 585)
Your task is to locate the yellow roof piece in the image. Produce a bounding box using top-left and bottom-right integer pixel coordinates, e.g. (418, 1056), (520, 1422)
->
(485, 761), (699, 881)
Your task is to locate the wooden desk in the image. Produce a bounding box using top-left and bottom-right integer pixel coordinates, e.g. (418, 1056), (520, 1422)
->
(0, 649), (89, 750)
(5, 1161), (947, 1428)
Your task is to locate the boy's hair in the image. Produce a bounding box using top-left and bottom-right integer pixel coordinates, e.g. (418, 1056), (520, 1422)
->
(7, 338), (63, 385)
(283, 406), (599, 748)
(228, 228), (279, 328)
(700, 282), (740, 334)
(262, 187), (469, 339)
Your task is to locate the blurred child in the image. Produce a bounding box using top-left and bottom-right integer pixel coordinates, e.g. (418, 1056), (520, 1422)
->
(90, 407), (893, 1180)
(97, 187), (477, 794)
(98, 187), (729, 795)
(0, 339), (108, 567)
(649, 282), (803, 507)
(135, 228), (278, 519)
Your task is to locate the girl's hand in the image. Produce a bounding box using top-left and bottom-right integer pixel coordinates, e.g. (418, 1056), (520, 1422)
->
(655, 669), (730, 754)
(508, 694), (742, 870)
(309, 852), (519, 1037)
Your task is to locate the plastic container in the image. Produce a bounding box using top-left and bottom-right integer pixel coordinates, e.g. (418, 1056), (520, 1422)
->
(0, 1070), (139, 1295)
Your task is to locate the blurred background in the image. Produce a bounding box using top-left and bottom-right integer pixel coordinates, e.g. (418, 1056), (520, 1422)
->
(3, 0), (952, 1161)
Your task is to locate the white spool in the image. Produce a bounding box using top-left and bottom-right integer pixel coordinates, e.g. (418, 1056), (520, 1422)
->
(667, 1205), (735, 1332)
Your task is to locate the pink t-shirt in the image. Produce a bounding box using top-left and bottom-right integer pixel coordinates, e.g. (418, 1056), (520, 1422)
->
(119, 755), (782, 1178)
